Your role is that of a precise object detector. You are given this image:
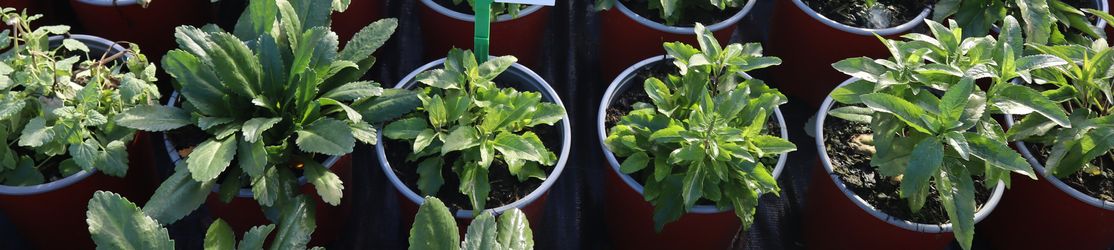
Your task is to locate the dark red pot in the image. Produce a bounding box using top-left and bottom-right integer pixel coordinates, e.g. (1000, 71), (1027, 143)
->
(204, 155), (353, 247)
(767, 0), (929, 108)
(69, 0), (210, 60)
(597, 56), (790, 249)
(331, 0), (384, 43)
(0, 133), (157, 250)
(982, 117), (1114, 250)
(417, 0), (549, 67)
(598, 0), (754, 79)
(807, 78), (1006, 249)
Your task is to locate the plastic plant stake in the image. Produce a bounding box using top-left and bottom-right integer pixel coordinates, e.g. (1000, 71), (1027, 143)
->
(474, 0), (555, 63)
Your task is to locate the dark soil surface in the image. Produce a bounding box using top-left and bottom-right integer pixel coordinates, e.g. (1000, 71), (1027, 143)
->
(617, 0), (745, 27)
(432, 0), (530, 16)
(1025, 143), (1114, 203)
(823, 112), (993, 224)
(802, 0), (933, 29)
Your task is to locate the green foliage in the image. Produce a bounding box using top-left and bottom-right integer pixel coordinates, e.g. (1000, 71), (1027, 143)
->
(408, 197), (534, 250)
(934, 0), (1105, 45)
(604, 23), (791, 232)
(594, 0), (748, 26)
(119, 0), (418, 236)
(828, 18), (1062, 250)
(0, 8), (161, 186)
(383, 48), (565, 212)
(1012, 38), (1114, 179)
(450, 0), (531, 19)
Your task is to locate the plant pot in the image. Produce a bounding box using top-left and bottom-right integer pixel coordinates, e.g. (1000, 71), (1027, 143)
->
(331, 0), (384, 43)
(598, 0), (756, 79)
(0, 34), (158, 250)
(377, 57), (572, 235)
(980, 116), (1114, 249)
(767, 0), (930, 108)
(597, 56), (790, 249)
(417, 0), (549, 67)
(161, 92), (354, 246)
(69, 0), (210, 60)
(806, 78), (1007, 249)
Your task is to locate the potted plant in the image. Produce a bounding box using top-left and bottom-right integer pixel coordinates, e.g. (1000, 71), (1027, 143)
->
(594, 0), (758, 78)
(598, 23), (793, 249)
(808, 17), (1069, 249)
(408, 196), (534, 249)
(69, 0), (212, 60)
(86, 190), (319, 249)
(0, 9), (162, 249)
(981, 37), (1114, 249)
(934, 0), (1108, 45)
(768, 0), (932, 107)
(377, 48), (571, 231)
(115, 0), (416, 246)
(419, 0), (549, 67)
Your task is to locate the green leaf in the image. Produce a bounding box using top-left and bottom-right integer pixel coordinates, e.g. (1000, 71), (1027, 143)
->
(143, 162), (217, 224)
(417, 69), (465, 90)
(939, 77), (974, 128)
(964, 133), (1035, 179)
(187, 137), (238, 182)
(332, 0), (350, 12)
(319, 98), (363, 122)
(528, 103), (565, 127)
(384, 117), (429, 140)
(1047, 128), (1114, 178)
(0, 96), (26, 121)
(242, 118), (282, 143)
(828, 106), (874, 124)
(861, 93), (933, 134)
(442, 126), (480, 155)
(356, 89), (421, 124)
(1018, 0), (1053, 44)
(350, 121), (379, 145)
(413, 129), (437, 153)
(462, 211), (499, 250)
(97, 140), (129, 178)
(1015, 54), (1067, 72)
(750, 135), (797, 156)
(943, 131), (971, 160)
(239, 224), (276, 250)
(833, 57), (890, 84)
(86, 191), (175, 250)
(4, 157), (42, 186)
(322, 81), (383, 101)
(901, 138), (943, 213)
(477, 56), (517, 81)
(991, 85), (1070, 127)
(269, 195), (316, 250)
(409, 197), (460, 250)
(70, 139), (100, 172)
(493, 132), (546, 164)
(620, 152), (650, 174)
(830, 81), (876, 104)
(680, 160), (705, 209)
(937, 166), (976, 250)
(460, 165), (491, 211)
(62, 38), (89, 52)
(339, 18), (397, 62)
(295, 118), (355, 155)
(238, 137), (268, 179)
(1006, 114), (1057, 141)
(496, 208), (533, 250)
(205, 219), (236, 250)
(233, 0), (277, 41)
(116, 105), (192, 132)
(18, 117), (54, 147)
(304, 159), (344, 206)
(416, 158), (445, 196)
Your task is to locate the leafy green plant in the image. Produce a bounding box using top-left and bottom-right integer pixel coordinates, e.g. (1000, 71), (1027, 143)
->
(449, 0), (530, 19)
(383, 48), (565, 213)
(115, 0), (419, 231)
(594, 0), (747, 26)
(934, 0), (1104, 45)
(603, 23), (791, 231)
(828, 17), (1068, 250)
(86, 191), (321, 249)
(1010, 37), (1114, 180)
(408, 196), (533, 250)
(0, 8), (160, 186)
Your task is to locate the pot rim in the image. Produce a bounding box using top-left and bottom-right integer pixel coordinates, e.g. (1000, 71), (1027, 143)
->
(376, 57), (573, 219)
(815, 77), (1007, 233)
(72, 0), (139, 7)
(790, 0), (932, 36)
(161, 92), (343, 198)
(420, 0), (545, 23)
(0, 34), (130, 196)
(596, 55), (791, 214)
(1004, 115), (1114, 211)
(612, 0), (756, 35)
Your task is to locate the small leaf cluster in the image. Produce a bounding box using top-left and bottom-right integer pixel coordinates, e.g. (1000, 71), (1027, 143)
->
(828, 17), (1070, 250)
(1011, 37), (1114, 179)
(0, 8), (161, 186)
(87, 191), (323, 250)
(117, 0), (419, 227)
(408, 196), (533, 250)
(595, 0), (747, 26)
(384, 48), (565, 213)
(450, 0), (531, 19)
(934, 0), (1105, 45)
(604, 24), (792, 232)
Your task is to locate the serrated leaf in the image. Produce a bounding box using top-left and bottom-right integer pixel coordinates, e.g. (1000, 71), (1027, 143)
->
(384, 117), (429, 140)
(96, 140), (129, 177)
(86, 191), (175, 250)
(349, 121), (379, 145)
(356, 89), (421, 124)
(162, 49), (232, 116)
(937, 166), (976, 250)
(528, 103), (564, 127)
(238, 137), (268, 179)
(303, 159), (343, 206)
(116, 105), (192, 132)
(416, 158), (445, 196)
(339, 18), (397, 62)
(409, 197), (459, 250)
(18, 117), (54, 147)
(270, 195), (316, 250)
(242, 117), (282, 143)
(964, 133), (1035, 179)
(901, 138), (943, 213)
(322, 81), (382, 101)
(187, 137), (238, 182)
(143, 163), (217, 224)
(205, 219), (235, 250)
(462, 211), (499, 250)
(62, 39), (89, 52)
(496, 208), (533, 250)
(750, 135), (797, 156)
(861, 93), (934, 134)
(239, 224), (276, 250)
(70, 139), (100, 172)
(991, 84), (1070, 127)
(295, 118), (355, 155)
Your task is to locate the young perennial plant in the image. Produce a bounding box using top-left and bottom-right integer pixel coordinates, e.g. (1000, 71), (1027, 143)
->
(934, 0), (1104, 45)
(408, 197), (534, 250)
(0, 9), (160, 186)
(114, 0), (419, 236)
(604, 23), (792, 231)
(384, 48), (565, 213)
(828, 17), (1069, 250)
(594, 0), (748, 26)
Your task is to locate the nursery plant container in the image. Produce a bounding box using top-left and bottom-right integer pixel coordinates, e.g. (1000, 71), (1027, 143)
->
(597, 56), (790, 249)
(332, 0), (384, 43)
(161, 92), (354, 246)
(979, 116), (1114, 249)
(418, 0), (549, 67)
(598, 0), (756, 79)
(767, 0), (930, 108)
(69, 0), (210, 59)
(377, 57), (572, 234)
(0, 34), (158, 250)
(806, 78), (1007, 249)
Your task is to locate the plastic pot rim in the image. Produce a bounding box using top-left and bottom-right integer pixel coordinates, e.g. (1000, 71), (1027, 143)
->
(376, 57), (573, 219)
(596, 55), (791, 214)
(420, 0), (545, 23)
(789, 0), (931, 36)
(611, 0), (756, 35)
(1003, 115), (1114, 211)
